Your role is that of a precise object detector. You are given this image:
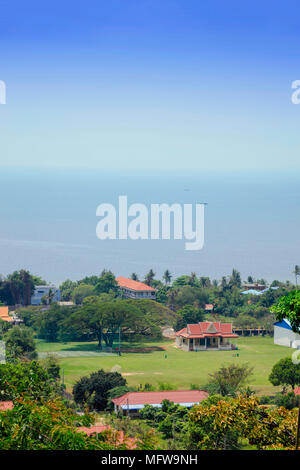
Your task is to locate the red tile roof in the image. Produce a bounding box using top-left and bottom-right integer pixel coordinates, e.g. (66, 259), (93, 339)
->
(116, 276), (155, 292)
(111, 390), (208, 407)
(176, 321), (239, 339)
(77, 424), (136, 448)
(0, 401), (14, 411)
(0, 307), (14, 323)
(77, 424), (111, 436)
(294, 387), (300, 396)
(205, 304), (214, 310)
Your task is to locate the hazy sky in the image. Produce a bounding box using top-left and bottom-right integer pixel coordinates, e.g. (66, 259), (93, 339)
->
(0, 0), (299, 171)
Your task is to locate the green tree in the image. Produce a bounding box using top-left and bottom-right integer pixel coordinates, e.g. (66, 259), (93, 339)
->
(5, 326), (37, 362)
(175, 305), (204, 330)
(271, 290), (300, 333)
(144, 269), (155, 286)
(269, 357), (300, 390)
(94, 270), (119, 295)
(229, 269), (242, 288)
(0, 361), (53, 401)
(73, 369), (126, 411)
(163, 270), (172, 285)
(293, 265), (300, 288)
(206, 363), (253, 397)
(71, 284), (95, 305)
(7, 270), (35, 306)
(59, 279), (77, 301)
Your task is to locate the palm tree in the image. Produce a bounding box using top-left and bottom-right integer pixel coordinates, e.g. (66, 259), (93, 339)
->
(144, 269), (155, 286)
(131, 273), (139, 281)
(293, 265), (300, 288)
(188, 272), (197, 286)
(167, 288), (179, 311)
(163, 270), (172, 285)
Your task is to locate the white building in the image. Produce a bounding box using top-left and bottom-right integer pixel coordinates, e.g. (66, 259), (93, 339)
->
(116, 276), (156, 300)
(31, 286), (61, 305)
(274, 319), (300, 349)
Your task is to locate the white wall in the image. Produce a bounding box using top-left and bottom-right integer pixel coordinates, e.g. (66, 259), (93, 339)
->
(274, 325), (300, 348)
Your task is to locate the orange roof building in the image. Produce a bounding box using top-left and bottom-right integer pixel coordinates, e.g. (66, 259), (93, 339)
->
(0, 401), (14, 411)
(0, 307), (14, 323)
(77, 424), (136, 448)
(116, 276), (156, 300)
(176, 321), (239, 351)
(112, 389), (208, 415)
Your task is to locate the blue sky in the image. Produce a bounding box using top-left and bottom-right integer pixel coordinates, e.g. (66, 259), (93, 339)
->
(0, 0), (299, 170)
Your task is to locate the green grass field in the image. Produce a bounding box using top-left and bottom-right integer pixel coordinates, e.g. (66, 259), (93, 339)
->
(36, 336), (293, 395)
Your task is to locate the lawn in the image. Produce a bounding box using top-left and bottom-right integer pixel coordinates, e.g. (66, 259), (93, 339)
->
(36, 336), (293, 395)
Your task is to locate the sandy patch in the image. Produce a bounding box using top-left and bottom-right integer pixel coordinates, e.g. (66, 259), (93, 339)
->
(122, 372), (145, 376)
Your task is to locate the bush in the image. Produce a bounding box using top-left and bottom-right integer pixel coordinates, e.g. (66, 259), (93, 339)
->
(274, 392), (298, 410)
(4, 326), (37, 362)
(73, 369), (126, 411)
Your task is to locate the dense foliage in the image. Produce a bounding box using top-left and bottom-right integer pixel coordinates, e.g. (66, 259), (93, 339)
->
(73, 369), (127, 411)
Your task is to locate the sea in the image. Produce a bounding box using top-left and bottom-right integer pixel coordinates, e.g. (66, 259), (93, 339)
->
(0, 167), (299, 286)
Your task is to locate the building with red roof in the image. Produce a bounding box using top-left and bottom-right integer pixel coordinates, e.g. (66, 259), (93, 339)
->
(294, 387), (300, 396)
(116, 276), (156, 300)
(0, 401), (14, 411)
(176, 321), (239, 351)
(77, 424), (136, 448)
(111, 390), (208, 416)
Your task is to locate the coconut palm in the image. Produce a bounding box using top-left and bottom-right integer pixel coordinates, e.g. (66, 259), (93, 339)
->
(144, 269), (155, 286)
(163, 270), (172, 285)
(293, 265), (300, 287)
(167, 288), (179, 311)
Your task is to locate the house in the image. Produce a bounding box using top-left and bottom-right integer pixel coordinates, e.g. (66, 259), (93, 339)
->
(205, 303), (214, 312)
(0, 306), (22, 325)
(0, 306), (14, 323)
(175, 321), (239, 351)
(274, 319), (300, 349)
(242, 283), (267, 292)
(241, 287), (279, 296)
(116, 276), (156, 300)
(57, 301), (75, 307)
(31, 285), (61, 305)
(111, 390), (209, 416)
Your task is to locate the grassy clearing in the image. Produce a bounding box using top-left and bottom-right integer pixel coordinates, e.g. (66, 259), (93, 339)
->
(36, 336), (293, 395)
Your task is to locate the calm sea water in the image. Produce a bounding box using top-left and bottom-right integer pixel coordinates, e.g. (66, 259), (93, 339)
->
(0, 168), (299, 285)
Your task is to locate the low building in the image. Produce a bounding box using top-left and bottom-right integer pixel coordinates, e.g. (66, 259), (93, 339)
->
(205, 303), (214, 312)
(57, 301), (75, 307)
(241, 286), (279, 296)
(112, 390), (208, 416)
(116, 276), (156, 300)
(274, 319), (300, 349)
(0, 306), (22, 325)
(0, 306), (14, 323)
(0, 401), (14, 411)
(175, 321), (239, 351)
(242, 283), (268, 291)
(31, 285), (61, 306)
